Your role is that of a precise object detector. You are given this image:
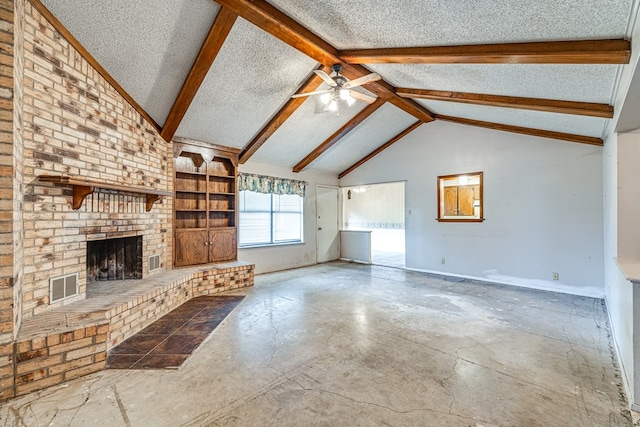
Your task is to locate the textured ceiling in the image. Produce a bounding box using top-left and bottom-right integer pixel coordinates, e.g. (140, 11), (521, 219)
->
(308, 104), (417, 174)
(41, 0), (219, 126)
(268, 0), (632, 49)
(175, 18), (318, 149)
(367, 64), (619, 103)
(251, 92), (369, 167)
(38, 0), (637, 175)
(417, 99), (608, 137)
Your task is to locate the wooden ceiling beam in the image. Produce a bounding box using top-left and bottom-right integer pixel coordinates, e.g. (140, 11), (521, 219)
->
(435, 115), (603, 146)
(338, 121), (422, 179)
(213, 0), (435, 122)
(30, 0), (162, 134)
(213, 0), (340, 65)
(239, 65), (330, 164)
(293, 98), (386, 173)
(397, 88), (614, 118)
(340, 39), (631, 64)
(160, 8), (238, 141)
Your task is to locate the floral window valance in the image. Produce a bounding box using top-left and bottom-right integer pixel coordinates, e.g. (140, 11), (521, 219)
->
(238, 173), (307, 198)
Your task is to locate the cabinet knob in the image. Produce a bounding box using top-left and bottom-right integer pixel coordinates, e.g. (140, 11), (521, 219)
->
(204, 242), (208, 246)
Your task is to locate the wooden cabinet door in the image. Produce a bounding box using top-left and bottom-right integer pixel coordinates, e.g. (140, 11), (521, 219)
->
(209, 229), (237, 263)
(458, 185), (476, 216)
(175, 230), (209, 267)
(443, 187), (458, 215)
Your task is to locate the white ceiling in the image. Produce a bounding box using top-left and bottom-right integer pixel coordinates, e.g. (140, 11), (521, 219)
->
(40, 0), (638, 175)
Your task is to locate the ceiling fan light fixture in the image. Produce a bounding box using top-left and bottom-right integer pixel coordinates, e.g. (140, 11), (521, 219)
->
(339, 88), (356, 106)
(320, 92), (331, 105)
(328, 99), (338, 111)
(345, 95), (356, 106)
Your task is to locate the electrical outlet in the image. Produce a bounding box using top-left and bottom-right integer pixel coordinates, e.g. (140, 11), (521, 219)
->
(441, 258), (446, 265)
(552, 272), (559, 280)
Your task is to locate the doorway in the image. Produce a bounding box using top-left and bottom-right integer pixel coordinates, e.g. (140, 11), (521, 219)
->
(342, 182), (405, 268)
(316, 185), (339, 263)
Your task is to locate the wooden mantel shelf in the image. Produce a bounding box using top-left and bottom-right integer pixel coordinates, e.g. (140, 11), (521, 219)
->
(39, 175), (172, 211)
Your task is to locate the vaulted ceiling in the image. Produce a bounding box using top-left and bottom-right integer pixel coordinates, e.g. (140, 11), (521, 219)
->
(38, 0), (636, 176)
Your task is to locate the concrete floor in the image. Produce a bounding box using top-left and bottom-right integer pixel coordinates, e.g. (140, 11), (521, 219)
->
(0, 262), (631, 426)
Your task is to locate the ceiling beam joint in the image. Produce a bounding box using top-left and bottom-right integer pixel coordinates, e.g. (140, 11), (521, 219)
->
(213, 0), (435, 123)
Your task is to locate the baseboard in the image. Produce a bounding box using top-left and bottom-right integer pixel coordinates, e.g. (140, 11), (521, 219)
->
(604, 294), (635, 410)
(405, 267), (605, 299)
(339, 257), (371, 265)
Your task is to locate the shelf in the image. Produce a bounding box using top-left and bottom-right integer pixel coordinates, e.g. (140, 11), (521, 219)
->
(210, 210), (235, 213)
(39, 175), (172, 211)
(209, 174), (235, 179)
(175, 227), (208, 232)
(176, 170), (207, 176)
(210, 192), (235, 196)
(176, 190), (207, 195)
(176, 209), (207, 212)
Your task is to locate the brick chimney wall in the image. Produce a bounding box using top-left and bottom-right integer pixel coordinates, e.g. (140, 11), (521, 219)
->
(19, 0), (174, 320)
(0, 0), (177, 400)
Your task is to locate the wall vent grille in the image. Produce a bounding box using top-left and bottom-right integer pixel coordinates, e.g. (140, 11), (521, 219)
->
(149, 254), (161, 271)
(50, 273), (78, 303)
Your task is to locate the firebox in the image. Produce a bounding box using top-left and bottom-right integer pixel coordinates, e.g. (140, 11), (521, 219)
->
(86, 236), (143, 282)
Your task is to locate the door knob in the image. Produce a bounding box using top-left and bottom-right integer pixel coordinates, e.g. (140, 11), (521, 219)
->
(318, 227), (322, 230)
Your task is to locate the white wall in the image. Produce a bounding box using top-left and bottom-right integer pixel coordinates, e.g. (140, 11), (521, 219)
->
(238, 160), (338, 274)
(604, 130), (635, 404)
(601, 3), (640, 407)
(340, 121), (604, 297)
(342, 182), (405, 229)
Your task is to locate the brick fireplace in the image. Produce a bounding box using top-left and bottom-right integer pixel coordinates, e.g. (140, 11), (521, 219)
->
(86, 235), (143, 282)
(0, 0), (254, 400)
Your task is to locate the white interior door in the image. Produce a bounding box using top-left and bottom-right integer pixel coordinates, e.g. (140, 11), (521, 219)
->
(316, 185), (339, 263)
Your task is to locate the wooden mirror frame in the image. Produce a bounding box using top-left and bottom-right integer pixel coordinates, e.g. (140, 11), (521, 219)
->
(437, 172), (484, 222)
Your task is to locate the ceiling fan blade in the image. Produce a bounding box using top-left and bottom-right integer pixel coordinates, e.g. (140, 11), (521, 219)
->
(349, 90), (377, 104)
(343, 73), (381, 89)
(291, 89), (332, 99)
(314, 70), (338, 87)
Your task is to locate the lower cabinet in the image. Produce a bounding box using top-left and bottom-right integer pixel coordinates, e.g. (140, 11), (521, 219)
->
(174, 229), (237, 267)
(209, 228), (237, 263)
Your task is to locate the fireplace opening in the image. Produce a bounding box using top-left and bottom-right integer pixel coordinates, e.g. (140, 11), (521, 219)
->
(87, 236), (143, 282)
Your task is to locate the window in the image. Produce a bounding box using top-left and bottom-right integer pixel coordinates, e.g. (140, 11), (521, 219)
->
(437, 172), (484, 222)
(239, 190), (303, 246)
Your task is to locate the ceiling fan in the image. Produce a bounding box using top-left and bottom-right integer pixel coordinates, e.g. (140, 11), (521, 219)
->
(292, 64), (380, 112)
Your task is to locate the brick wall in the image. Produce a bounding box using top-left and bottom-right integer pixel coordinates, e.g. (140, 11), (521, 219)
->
(14, 323), (108, 396)
(11, 262), (254, 397)
(12, 0), (24, 351)
(0, 0), (22, 401)
(20, 2), (173, 319)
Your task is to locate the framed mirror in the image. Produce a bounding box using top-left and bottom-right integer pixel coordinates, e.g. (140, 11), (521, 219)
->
(437, 172), (483, 222)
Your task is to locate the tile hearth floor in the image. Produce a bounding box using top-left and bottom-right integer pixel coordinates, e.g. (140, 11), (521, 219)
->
(107, 295), (245, 369)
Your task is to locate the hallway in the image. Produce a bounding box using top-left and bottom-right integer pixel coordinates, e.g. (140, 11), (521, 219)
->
(0, 262), (629, 426)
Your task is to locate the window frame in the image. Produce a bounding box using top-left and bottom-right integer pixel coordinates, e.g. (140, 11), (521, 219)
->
(437, 171), (484, 222)
(238, 190), (304, 248)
